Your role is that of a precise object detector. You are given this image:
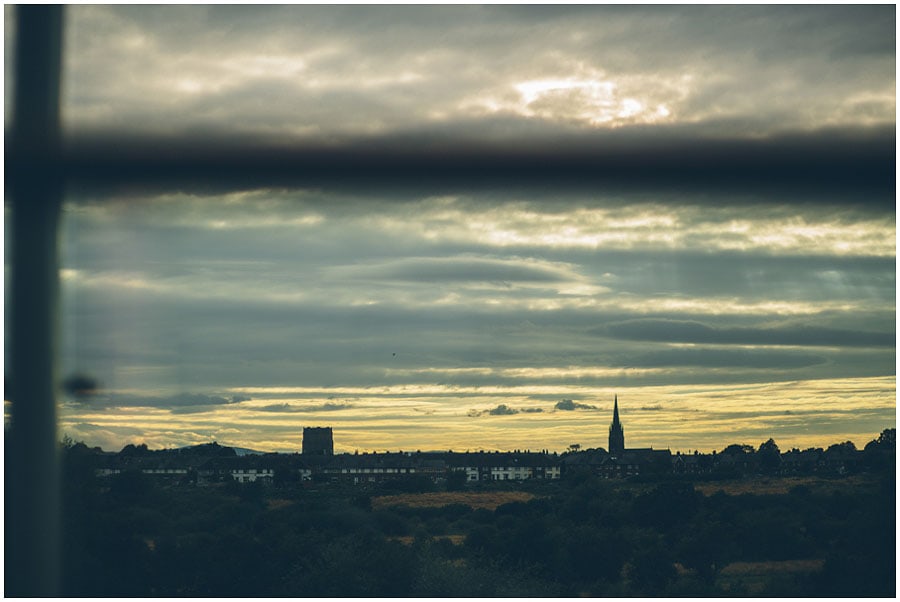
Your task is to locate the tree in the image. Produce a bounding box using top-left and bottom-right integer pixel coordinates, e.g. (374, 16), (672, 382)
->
(822, 441), (859, 474)
(632, 482), (700, 530)
(567, 443), (581, 453)
(627, 545), (677, 593)
(826, 441), (857, 453)
(120, 443), (150, 456)
(274, 466), (299, 487)
(108, 469), (153, 501)
(757, 438), (781, 473)
(863, 428), (895, 472)
(865, 428), (895, 451)
(877, 428), (896, 447)
(445, 469), (467, 491)
(721, 443), (754, 455)
(676, 521), (736, 584)
(236, 479), (264, 504)
(564, 526), (628, 584)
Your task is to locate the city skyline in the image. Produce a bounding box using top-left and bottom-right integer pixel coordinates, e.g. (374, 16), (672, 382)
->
(11, 6), (892, 454)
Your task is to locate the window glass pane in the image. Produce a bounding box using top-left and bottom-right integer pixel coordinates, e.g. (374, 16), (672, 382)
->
(52, 5), (895, 454)
(58, 189), (895, 453)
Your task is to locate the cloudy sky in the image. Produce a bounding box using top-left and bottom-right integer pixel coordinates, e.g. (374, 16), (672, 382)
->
(10, 5), (895, 453)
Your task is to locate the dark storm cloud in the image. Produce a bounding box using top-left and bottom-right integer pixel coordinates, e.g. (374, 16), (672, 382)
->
(489, 404), (519, 416)
(257, 403), (303, 413)
(71, 392), (249, 410)
(495, 4), (894, 60)
(62, 268), (892, 344)
(256, 402), (355, 413)
(620, 348), (827, 370)
(328, 257), (576, 285)
(59, 265), (894, 392)
(86, 5), (895, 63)
(70, 422), (144, 437)
(143, 393), (248, 408)
(469, 404), (544, 417)
(598, 319), (895, 348)
(57, 195), (895, 327)
(554, 399), (598, 411)
(570, 250), (894, 302)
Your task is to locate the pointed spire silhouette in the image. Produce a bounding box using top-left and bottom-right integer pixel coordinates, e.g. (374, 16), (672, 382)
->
(609, 394), (625, 456)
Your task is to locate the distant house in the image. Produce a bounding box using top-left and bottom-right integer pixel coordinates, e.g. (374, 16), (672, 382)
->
(141, 468), (189, 477)
(598, 448), (672, 479)
(712, 445), (759, 474)
(560, 447), (608, 475)
(448, 452), (561, 482)
(197, 456), (275, 485)
(307, 452), (445, 485)
(230, 467), (274, 484)
(672, 451), (711, 475)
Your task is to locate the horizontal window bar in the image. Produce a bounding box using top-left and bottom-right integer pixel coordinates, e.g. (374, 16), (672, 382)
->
(7, 128), (895, 201)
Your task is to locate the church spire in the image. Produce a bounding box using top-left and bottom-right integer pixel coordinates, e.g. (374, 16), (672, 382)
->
(609, 394), (625, 456)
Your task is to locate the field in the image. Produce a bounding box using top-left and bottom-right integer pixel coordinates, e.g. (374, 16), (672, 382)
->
(389, 534), (467, 546)
(717, 559), (826, 594)
(370, 474), (882, 509)
(692, 474), (880, 496)
(371, 490), (537, 510)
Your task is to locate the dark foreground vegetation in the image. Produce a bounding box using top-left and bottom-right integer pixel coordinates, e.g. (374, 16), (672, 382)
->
(60, 444), (894, 596)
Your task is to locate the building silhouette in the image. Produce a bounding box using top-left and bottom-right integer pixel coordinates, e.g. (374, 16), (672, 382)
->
(608, 394), (625, 456)
(302, 426), (334, 455)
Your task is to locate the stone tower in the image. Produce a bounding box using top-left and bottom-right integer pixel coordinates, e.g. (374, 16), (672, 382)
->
(608, 395), (625, 456)
(302, 426), (334, 455)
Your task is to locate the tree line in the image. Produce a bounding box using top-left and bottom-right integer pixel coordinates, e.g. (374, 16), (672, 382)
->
(58, 430), (895, 596)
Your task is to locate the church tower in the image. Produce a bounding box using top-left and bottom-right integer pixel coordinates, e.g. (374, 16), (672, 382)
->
(608, 395), (625, 456)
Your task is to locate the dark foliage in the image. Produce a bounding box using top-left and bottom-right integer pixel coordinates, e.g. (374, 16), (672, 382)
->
(59, 441), (895, 597)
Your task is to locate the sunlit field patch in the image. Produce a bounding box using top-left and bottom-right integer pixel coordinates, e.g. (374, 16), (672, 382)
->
(717, 559), (826, 595)
(693, 474), (881, 497)
(389, 534), (467, 546)
(371, 490), (536, 511)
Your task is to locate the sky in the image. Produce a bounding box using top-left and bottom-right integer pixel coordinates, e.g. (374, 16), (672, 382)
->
(6, 5), (895, 454)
